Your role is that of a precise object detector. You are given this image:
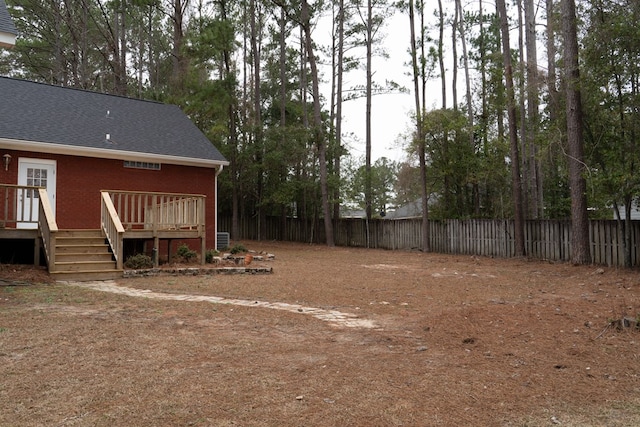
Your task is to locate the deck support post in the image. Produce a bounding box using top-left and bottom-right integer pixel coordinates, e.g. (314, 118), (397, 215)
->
(201, 235), (206, 265)
(34, 236), (41, 267)
(153, 236), (160, 267)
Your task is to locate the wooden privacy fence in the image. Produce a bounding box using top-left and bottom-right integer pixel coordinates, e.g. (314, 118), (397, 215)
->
(218, 216), (640, 267)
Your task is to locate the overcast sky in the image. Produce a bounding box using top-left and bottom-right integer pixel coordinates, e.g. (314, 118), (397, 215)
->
(317, 12), (418, 165)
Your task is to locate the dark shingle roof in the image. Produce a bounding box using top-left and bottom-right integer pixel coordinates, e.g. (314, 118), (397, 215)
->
(385, 198), (423, 219)
(0, 0), (17, 37)
(0, 77), (227, 165)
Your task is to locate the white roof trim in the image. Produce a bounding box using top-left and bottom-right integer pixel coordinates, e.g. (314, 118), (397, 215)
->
(0, 31), (15, 48)
(0, 137), (230, 168)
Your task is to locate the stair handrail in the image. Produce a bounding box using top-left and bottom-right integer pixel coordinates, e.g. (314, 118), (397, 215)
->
(101, 191), (125, 270)
(37, 188), (58, 272)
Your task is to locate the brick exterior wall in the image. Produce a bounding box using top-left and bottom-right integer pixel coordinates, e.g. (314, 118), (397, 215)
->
(0, 149), (220, 249)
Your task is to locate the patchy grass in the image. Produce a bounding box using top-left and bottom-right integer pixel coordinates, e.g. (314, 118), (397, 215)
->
(1, 241), (640, 426)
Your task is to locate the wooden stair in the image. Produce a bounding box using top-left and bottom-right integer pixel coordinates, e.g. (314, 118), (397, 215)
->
(50, 229), (123, 281)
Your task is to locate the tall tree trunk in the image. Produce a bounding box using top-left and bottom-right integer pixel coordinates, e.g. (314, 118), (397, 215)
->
(409, 0), (429, 252)
(52, 0), (65, 85)
(456, 0), (476, 213)
(171, 0), (188, 92)
(65, 0), (82, 87)
(479, 0), (490, 212)
(333, 0), (345, 221)
(497, 0), (525, 256)
(546, 0), (560, 220)
(118, 0), (127, 96)
(279, 8), (286, 125)
(525, 0), (542, 218)
(330, 0), (345, 220)
(137, 23), (144, 96)
(302, 0), (334, 246)
(146, 5), (159, 91)
(80, 2), (89, 87)
(437, 0), (446, 109)
(451, 1), (458, 110)
(249, 0), (265, 240)
(365, 0), (373, 222)
(493, 3), (506, 144)
(298, 24), (311, 224)
(279, 6), (288, 240)
(457, 0), (473, 140)
(517, 0), (530, 219)
(217, 0), (239, 241)
(437, 0), (450, 209)
(563, 0), (591, 264)
(420, 0), (426, 114)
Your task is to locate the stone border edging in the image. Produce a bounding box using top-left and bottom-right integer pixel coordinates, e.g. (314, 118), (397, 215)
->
(123, 266), (273, 278)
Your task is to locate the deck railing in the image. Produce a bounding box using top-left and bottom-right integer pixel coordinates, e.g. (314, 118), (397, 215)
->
(100, 191), (125, 270)
(105, 190), (206, 232)
(38, 188), (58, 271)
(1, 187), (207, 271)
(104, 190), (206, 266)
(0, 184), (57, 270)
(0, 183), (41, 227)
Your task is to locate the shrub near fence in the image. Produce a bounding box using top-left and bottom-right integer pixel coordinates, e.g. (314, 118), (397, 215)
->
(218, 216), (640, 268)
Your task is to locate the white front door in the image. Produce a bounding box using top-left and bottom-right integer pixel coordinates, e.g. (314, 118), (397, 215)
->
(17, 158), (57, 229)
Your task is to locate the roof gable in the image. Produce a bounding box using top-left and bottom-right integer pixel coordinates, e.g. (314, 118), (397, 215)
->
(0, 77), (227, 166)
(386, 198), (424, 219)
(0, 0), (17, 48)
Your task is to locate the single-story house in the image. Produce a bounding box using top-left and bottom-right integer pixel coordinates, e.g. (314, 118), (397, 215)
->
(0, 0), (17, 48)
(340, 208), (366, 219)
(613, 200), (640, 220)
(0, 76), (229, 280)
(385, 198), (424, 220)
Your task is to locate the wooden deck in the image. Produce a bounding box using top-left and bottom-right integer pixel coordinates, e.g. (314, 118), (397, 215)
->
(0, 184), (43, 264)
(102, 190), (206, 269)
(1, 184), (207, 278)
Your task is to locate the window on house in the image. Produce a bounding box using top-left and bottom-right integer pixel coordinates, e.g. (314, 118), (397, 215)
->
(26, 168), (47, 198)
(124, 161), (161, 170)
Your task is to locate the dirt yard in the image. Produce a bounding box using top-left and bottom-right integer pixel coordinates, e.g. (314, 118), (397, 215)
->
(1, 241), (640, 426)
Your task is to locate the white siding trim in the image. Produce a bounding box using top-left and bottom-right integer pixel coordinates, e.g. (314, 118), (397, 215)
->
(0, 32), (15, 48)
(0, 137), (229, 168)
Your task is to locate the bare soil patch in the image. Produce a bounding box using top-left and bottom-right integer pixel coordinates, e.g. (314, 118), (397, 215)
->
(1, 241), (640, 426)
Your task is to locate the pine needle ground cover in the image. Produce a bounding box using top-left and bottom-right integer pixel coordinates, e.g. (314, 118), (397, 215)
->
(1, 241), (639, 426)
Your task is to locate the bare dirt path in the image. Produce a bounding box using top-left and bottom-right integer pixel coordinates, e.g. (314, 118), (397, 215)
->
(1, 241), (640, 426)
(64, 280), (379, 329)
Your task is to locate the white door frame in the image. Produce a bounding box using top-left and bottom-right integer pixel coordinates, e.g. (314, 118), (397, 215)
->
(17, 158), (57, 229)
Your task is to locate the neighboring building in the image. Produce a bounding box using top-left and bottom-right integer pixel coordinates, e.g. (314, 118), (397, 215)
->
(613, 200), (640, 220)
(0, 0), (17, 48)
(340, 208), (366, 219)
(0, 77), (228, 279)
(385, 198), (424, 220)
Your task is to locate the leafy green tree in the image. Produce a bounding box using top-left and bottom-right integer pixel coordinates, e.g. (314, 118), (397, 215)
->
(582, 0), (640, 266)
(467, 9), (511, 218)
(4, 0), (173, 96)
(393, 160), (422, 208)
(417, 108), (477, 219)
(344, 156), (398, 216)
(5, 0), (99, 86)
